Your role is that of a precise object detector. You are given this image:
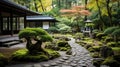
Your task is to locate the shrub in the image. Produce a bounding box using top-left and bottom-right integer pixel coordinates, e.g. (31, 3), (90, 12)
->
(100, 46), (114, 58)
(107, 42), (117, 47)
(0, 53), (8, 67)
(104, 26), (119, 35)
(88, 47), (95, 52)
(57, 41), (68, 47)
(48, 26), (59, 33)
(102, 56), (120, 67)
(113, 55), (120, 62)
(93, 46), (101, 52)
(96, 33), (106, 40)
(74, 33), (84, 39)
(91, 52), (100, 58)
(104, 36), (114, 43)
(45, 49), (60, 59)
(112, 47), (120, 55)
(111, 28), (120, 37)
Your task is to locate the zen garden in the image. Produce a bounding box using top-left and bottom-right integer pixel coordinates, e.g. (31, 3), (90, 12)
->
(0, 0), (120, 67)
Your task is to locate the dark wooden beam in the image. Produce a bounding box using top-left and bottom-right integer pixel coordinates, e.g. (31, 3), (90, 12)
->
(24, 16), (27, 28)
(10, 12), (13, 36)
(0, 12), (3, 34)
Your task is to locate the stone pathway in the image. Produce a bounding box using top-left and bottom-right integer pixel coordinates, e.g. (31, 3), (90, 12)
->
(6, 38), (94, 67)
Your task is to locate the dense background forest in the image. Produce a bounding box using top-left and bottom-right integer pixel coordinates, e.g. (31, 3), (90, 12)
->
(12, 0), (120, 32)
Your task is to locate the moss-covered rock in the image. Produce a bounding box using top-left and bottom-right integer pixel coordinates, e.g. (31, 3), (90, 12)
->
(100, 46), (114, 58)
(0, 53), (8, 67)
(102, 56), (120, 67)
(11, 49), (60, 62)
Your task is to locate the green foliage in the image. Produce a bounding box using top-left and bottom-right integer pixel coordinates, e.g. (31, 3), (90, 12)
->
(104, 36), (114, 43)
(57, 41), (71, 51)
(91, 52), (100, 58)
(45, 49), (60, 59)
(57, 41), (68, 47)
(19, 28), (53, 41)
(104, 27), (119, 35)
(48, 26), (58, 33)
(112, 47), (120, 55)
(112, 29), (120, 36)
(74, 33), (84, 39)
(102, 56), (120, 67)
(113, 55), (120, 63)
(11, 49), (60, 62)
(107, 42), (117, 47)
(0, 53), (8, 67)
(57, 24), (71, 33)
(96, 33), (106, 40)
(100, 46), (114, 58)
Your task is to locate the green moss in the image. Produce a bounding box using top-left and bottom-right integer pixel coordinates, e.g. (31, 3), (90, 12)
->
(112, 47), (120, 55)
(11, 49), (60, 62)
(45, 49), (60, 59)
(102, 56), (120, 67)
(107, 42), (117, 47)
(11, 49), (49, 62)
(0, 53), (8, 67)
(93, 46), (101, 52)
(91, 52), (100, 58)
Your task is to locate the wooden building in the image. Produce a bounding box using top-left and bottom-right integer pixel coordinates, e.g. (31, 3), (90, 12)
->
(26, 15), (58, 29)
(0, 0), (40, 35)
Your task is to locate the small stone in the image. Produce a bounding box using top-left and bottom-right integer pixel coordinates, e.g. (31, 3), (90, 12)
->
(59, 59), (65, 62)
(70, 63), (77, 67)
(42, 64), (50, 67)
(62, 57), (69, 60)
(56, 61), (62, 64)
(51, 62), (57, 66)
(24, 65), (33, 67)
(62, 65), (72, 67)
(33, 64), (41, 67)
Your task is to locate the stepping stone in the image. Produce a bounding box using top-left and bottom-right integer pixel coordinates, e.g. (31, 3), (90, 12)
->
(70, 63), (77, 67)
(42, 64), (50, 67)
(24, 65), (33, 67)
(62, 57), (69, 60)
(59, 59), (65, 62)
(56, 61), (62, 64)
(62, 65), (72, 67)
(51, 62), (57, 66)
(33, 64), (41, 67)
(65, 60), (71, 63)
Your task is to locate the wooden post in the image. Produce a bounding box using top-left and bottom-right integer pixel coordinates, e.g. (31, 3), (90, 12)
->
(10, 12), (13, 36)
(7, 17), (9, 30)
(24, 16), (27, 28)
(0, 12), (3, 34)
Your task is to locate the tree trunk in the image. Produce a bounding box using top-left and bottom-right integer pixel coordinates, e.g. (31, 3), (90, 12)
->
(33, 0), (38, 12)
(39, 0), (45, 12)
(118, 0), (120, 8)
(106, 0), (112, 26)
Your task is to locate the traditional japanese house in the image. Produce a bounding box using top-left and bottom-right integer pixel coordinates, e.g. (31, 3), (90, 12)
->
(26, 15), (58, 30)
(0, 0), (40, 35)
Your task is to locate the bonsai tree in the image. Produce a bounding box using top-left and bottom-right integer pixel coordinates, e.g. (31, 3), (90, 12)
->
(19, 28), (53, 55)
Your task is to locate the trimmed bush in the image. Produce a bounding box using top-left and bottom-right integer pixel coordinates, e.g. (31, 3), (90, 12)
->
(104, 26), (119, 35)
(100, 46), (114, 58)
(107, 42), (117, 47)
(112, 47), (120, 55)
(96, 33), (106, 40)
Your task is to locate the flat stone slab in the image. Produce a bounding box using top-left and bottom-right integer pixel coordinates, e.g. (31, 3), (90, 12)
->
(42, 64), (50, 67)
(33, 64), (42, 67)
